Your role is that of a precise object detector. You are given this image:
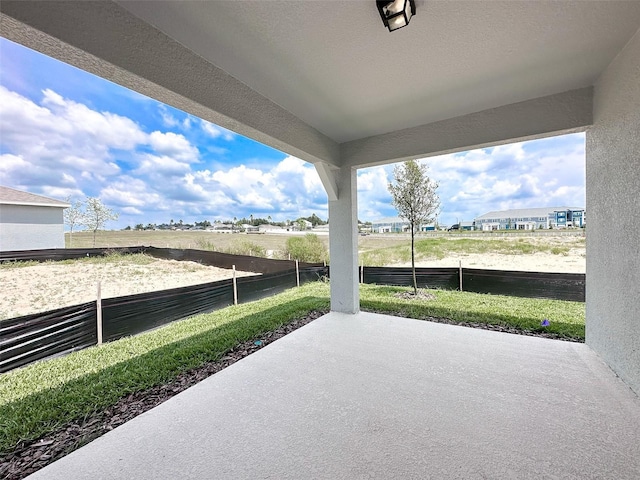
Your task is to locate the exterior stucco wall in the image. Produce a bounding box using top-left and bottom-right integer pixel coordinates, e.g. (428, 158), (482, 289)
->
(586, 27), (640, 394)
(0, 204), (65, 251)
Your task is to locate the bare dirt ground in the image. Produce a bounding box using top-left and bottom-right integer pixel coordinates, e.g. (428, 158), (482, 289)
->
(0, 257), (255, 319)
(404, 251), (586, 273)
(392, 235), (586, 273)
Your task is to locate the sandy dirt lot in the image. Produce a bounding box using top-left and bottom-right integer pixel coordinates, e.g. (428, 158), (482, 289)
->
(0, 257), (255, 319)
(389, 235), (586, 273)
(404, 252), (585, 273)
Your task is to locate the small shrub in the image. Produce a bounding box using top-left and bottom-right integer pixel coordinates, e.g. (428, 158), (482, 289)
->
(195, 238), (216, 251)
(285, 234), (328, 263)
(225, 241), (267, 258)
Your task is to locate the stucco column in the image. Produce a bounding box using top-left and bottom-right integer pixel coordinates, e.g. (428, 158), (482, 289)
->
(585, 26), (640, 395)
(328, 166), (359, 313)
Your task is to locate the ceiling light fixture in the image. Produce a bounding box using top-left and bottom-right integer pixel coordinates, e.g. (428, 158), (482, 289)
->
(377, 0), (416, 32)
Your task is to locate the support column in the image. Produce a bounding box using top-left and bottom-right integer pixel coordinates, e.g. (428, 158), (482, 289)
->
(317, 163), (359, 313)
(585, 26), (640, 395)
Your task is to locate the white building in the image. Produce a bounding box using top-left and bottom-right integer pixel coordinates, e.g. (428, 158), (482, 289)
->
(475, 207), (585, 231)
(371, 217), (409, 233)
(0, 186), (70, 251)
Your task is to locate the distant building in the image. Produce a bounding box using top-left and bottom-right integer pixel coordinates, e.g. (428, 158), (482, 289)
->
(0, 186), (70, 251)
(475, 207), (585, 231)
(371, 217), (409, 233)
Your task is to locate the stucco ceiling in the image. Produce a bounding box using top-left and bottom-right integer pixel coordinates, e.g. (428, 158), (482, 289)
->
(117, 0), (640, 143)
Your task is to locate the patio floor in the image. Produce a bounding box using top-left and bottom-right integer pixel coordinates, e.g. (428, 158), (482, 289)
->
(28, 312), (640, 479)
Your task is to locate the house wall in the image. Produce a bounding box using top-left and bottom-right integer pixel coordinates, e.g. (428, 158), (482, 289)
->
(0, 204), (65, 251)
(586, 26), (640, 394)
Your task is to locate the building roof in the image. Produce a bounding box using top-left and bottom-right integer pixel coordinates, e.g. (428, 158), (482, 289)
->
(476, 207), (584, 220)
(0, 186), (70, 208)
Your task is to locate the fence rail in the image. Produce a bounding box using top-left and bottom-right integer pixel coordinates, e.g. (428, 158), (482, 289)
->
(1, 247), (583, 373)
(361, 266), (585, 302)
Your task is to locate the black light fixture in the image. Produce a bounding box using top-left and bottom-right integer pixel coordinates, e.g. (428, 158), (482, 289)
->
(377, 0), (416, 32)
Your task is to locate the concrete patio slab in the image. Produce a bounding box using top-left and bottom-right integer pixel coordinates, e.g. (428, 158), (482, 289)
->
(28, 312), (640, 479)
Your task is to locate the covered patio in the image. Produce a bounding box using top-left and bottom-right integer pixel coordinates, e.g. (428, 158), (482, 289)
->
(26, 312), (640, 479)
(1, 1), (639, 477)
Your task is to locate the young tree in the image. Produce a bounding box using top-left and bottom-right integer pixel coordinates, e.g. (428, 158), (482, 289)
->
(388, 160), (440, 295)
(82, 197), (119, 247)
(63, 198), (85, 247)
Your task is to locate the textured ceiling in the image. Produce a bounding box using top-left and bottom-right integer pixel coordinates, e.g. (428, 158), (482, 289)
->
(118, 0), (640, 143)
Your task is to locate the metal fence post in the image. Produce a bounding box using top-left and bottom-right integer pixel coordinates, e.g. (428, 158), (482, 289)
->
(459, 260), (463, 292)
(295, 260), (300, 287)
(232, 265), (238, 305)
(96, 281), (103, 345)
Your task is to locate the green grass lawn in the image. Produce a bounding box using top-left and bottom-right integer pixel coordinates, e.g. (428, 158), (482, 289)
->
(0, 281), (584, 454)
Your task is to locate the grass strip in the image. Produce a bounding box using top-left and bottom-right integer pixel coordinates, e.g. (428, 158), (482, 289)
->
(360, 284), (584, 340)
(0, 282), (584, 454)
(0, 285), (329, 455)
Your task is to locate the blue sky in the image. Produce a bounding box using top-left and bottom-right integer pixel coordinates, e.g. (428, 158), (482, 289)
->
(0, 38), (585, 229)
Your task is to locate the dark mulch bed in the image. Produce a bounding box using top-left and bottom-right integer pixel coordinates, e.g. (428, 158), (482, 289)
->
(0, 309), (581, 479)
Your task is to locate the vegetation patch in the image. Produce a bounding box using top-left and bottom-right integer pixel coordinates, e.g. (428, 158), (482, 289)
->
(360, 236), (582, 266)
(284, 234), (329, 263)
(196, 238), (267, 257)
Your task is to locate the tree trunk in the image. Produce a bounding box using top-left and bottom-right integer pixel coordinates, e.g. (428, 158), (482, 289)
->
(411, 223), (417, 295)
(93, 229), (97, 247)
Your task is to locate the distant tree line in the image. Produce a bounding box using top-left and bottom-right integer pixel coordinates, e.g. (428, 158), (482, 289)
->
(122, 213), (329, 231)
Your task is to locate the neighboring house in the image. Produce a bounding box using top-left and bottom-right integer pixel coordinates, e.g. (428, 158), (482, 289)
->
(475, 207), (586, 231)
(293, 219), (312, 231)
(258, 224), (284, 233)
(0, 186), (70, 251)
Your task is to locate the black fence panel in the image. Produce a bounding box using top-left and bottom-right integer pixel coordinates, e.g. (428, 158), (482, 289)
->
(144, 247), (302, 274)
(0, 247), (146, 263)
(235, 270), (297, 304)
(462, 268), (585, 302)
(0, 246), (323, 276)
(0, 303), (96, 373)
(299, 266), (329, 283)
(102, 280), (234, 342)
(363, 267), (460, 290)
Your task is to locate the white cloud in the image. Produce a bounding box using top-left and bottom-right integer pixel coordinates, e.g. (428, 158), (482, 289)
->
(148, 131), (199, 163)
(122, 206), (143, 215)
(158, 105), (179, 128)
(0, 86), (146, 194)
(201, 120), (236, 140)
(100, 177), (164, 209)
(134, 154), (192, 176)
(40, 185), (84, 200)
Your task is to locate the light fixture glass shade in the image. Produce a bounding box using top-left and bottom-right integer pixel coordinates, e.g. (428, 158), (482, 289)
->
(377, 0), (416, 32)
(388, 15), (407, 31)
(383, 0), (405, 16)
